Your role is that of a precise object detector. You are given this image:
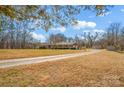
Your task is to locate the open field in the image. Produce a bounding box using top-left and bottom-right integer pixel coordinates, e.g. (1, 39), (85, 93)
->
(0, 50), (124, 86)
(0, 49), (86, 60)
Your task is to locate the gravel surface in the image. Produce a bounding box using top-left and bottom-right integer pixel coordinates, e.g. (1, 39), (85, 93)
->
(0, 49), (102, 68)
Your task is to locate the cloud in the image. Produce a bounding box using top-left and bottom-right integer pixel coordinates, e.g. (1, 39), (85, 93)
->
(82, 29), (105, 39)
(105, 12), (112, 15)
(98, 11), (111, 17)
(51, 26), (66, 32)
(31, 32), (46, 42)
(120, 9), (124, 12)
(73, 20), (96, 30)
(83, 29), (105, 33)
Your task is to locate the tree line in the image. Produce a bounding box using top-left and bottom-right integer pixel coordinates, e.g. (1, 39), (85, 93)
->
(46, 23), (124, 51)
(0, 16), (39, 49)
(0, 21), (124, 50)
(97, 23), (124, 51)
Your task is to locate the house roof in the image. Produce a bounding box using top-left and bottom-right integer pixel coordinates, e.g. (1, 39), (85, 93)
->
(56, 42), (76, 45)
(40, 42), (76, 46)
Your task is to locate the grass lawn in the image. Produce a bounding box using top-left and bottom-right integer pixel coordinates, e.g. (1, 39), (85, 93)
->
(0, 49), (85, 60)
(0, 50), (124, 87)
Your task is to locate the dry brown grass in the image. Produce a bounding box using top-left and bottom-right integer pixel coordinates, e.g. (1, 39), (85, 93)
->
(0, 50), (124, 87)
(0, 49), (85, 60)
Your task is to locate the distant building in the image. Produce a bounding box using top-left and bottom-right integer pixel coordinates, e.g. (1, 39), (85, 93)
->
(36, 42), (82, 49)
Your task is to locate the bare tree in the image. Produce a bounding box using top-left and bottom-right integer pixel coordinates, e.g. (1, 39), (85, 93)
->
(47, 33), (67, 44)
(81, 32), (98, 48)
(0, 18), (37, 49)
(98, 22), (124, 51)
(106, 23), (121, 48)
(118, 27), (124, 50)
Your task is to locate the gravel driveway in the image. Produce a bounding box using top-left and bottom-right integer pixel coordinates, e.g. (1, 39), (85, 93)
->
(0, 49), (102, 68)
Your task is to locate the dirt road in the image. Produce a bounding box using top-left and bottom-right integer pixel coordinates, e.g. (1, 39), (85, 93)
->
(0, 49), (102, 68)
